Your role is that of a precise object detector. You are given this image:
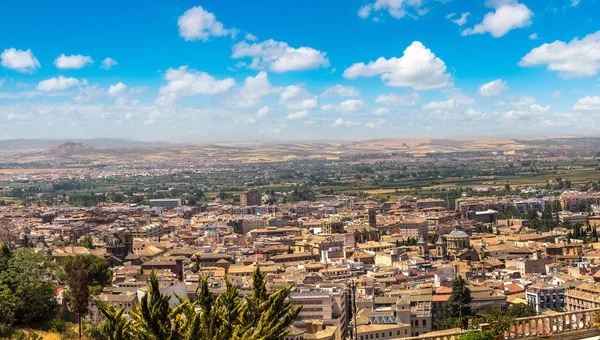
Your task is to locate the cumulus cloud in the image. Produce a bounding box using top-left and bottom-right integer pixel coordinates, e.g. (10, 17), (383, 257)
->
(358, 0), (423, 19)
(256, 106), (270, 118)
(573, 96), (600, 110)
(286, 110), (309, 120)
(451, 12), (470, 26)
(343, 41), (451, 90)
(279, 85), (318, 110)
(422, 99), (457, 110)
(552, 90), (562, 98)
(462, 1), (532, 38)
(226, 71), (281, 108)
(107, 82), (127, 96)
(321, 99), (367, 113)
(503, 104), (551, 119)
(374, 93), (421, 106)
(529, 33), (539, 40)
(37, 76), (84, 92)
(320, 84), (360, 97)
(232, 39), (329, 73)
(373, 107), (391, 115)
(331, 117), (359, 127)
(509, 95), (536, 107)
(478, 79), (508, 97)
(156, 66), (236, 104)
(245, 33), (258, 41)
(1, 48), (40, 73)
(54, 54), (93, 69)
(519, 31), (600, 78)
(366, 119), (386, 128)
(178, 6), (235, 41)
(465, 108), (486, 119)
(101, 57), (117, 70)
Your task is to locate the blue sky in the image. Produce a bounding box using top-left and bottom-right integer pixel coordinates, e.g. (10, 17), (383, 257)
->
(0, 0), (599, 142)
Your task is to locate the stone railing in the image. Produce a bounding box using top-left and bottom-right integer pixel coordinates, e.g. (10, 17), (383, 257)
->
(503, 308), (600, 339)
(398, 308), (600, 340)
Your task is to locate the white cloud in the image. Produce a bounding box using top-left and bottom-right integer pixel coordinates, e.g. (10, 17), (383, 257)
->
(503, 104), (550, 119)
(462, 1), (532, 38)
(465, 108), (486, 119)
(366, 119), (386, 128)
(573, 96), (600, 110)
(374, 92), (421, 106)
(74, 85), (105, 103)
(245, 33), (258, 41)
(156, 66), (236, 104)
(478, 79), (508, 97)
(178, 6), (235, 41)
(226, 71), (281, 108)
(320, 84), (360, 97)
(101, 57), (117, 70)
(422, 99), (457, 110)
(494, 101), (506, 107)
(54, 54), (93, 69)
(279, 85), (318, 110)
(256, 106), (270, 118)
(321, 99), (367, 113)
(1, 48), (40, 73)
(358, 0), (423, 19)
(232, 39), (329, 73)
(509, 95), (536, 107)
(373, 107), (391, 115)
(571, 0), (580, 6)
(519, 31), (600, 78)
(343, 41), (451, 90)
(331, 117), (359, 127)
(37, 76), (83, 92)
(552, 90), (562, 98)
(286, 110), (308, 120)
(529, 33), (539, 40)
(107, 82), (127, 96)
(451, 12), (470, 26)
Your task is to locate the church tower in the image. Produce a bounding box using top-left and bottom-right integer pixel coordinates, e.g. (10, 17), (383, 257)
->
(366, 207), (376, 229)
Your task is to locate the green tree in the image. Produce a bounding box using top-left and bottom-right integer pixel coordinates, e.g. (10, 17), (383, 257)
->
(67, 257), (90, 338)
(97, 303), (132, 340)
(446, 275), (473, 329)
(0, 245), (58, 333)
(99, 266), (301, 340)
(62, 254), (112, 295)
(77, 235), (94, 249)
(506, 303), (536, 318)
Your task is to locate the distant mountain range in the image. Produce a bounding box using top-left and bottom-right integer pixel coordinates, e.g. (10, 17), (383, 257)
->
(0, 138), (175, 155)
(0, 136), (599, 164)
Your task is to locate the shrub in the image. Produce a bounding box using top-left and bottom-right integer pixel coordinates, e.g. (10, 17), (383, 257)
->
(49, 318), (66, 333)
(458, 330), (495, 340)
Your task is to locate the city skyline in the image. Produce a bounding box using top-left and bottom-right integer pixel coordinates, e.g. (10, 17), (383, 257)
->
(1, 0), (600, 142)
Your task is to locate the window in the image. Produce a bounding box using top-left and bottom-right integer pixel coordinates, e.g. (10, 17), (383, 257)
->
(389, 331), (392, 336)
(423, 320), (427, 326)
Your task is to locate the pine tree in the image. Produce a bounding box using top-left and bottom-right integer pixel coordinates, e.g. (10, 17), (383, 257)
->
(67, 258), (90, 338)
(98, 303), (132, 340)
(130, 270), (177, 340)
(99, 266), (301, 340)
(446, 275), (472, 329)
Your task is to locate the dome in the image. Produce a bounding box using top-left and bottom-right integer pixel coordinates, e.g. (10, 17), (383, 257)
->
(435, 236), (445, 245)
(448, 229), (468, 239)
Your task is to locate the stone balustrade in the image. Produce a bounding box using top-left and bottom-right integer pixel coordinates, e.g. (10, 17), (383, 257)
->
(397, 308), (600, 340)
